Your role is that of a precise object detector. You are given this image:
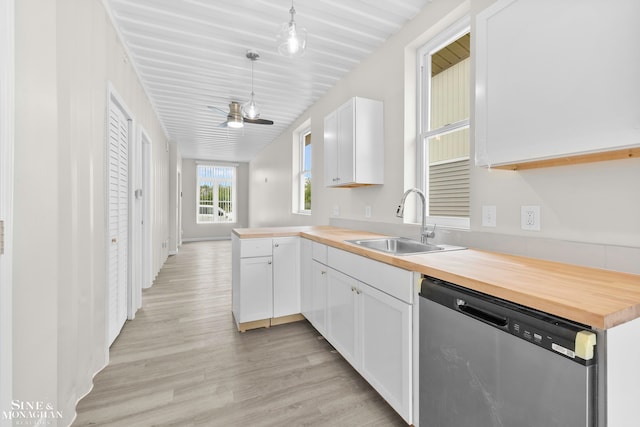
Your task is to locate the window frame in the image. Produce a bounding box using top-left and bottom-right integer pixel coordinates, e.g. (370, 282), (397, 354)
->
(295, 126), (312, 215)
(416, 15), (471, 229)
(195, 163), (237, 224)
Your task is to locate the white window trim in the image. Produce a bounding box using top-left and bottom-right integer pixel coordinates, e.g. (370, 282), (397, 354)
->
(416, 15), (471, 230)
(195, 162), (237, 224)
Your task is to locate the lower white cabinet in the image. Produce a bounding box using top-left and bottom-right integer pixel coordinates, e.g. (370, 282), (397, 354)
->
(326, 266), (412, 422)
(309, 260), (328, 336)
(327, 268), (359, 366)
(232, 234), (300, 331)
(238, 256), (273, 322)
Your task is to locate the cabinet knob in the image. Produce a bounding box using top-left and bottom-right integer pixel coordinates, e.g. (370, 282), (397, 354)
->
(267, 260), (272, 265)
(274, 243), (279, 247)
(321, 270), (326, 275)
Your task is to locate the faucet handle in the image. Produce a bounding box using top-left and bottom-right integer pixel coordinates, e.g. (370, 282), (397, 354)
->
(423, 224), (436, 239)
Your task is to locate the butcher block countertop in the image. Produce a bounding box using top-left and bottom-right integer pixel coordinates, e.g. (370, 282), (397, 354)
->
(233, 226), (640, 330)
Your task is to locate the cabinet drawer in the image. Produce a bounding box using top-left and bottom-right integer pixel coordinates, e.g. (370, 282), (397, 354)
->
(328, 247), (413, 303)
(240, 238), (272, 258)
(312, 242), (328, 264)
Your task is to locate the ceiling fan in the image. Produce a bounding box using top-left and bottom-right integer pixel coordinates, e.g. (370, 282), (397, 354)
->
(208, 50), (274, 129)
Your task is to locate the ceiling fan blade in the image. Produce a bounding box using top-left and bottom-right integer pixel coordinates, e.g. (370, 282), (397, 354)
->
(244, 118), (274, 125)
(207, 105), (228, 116)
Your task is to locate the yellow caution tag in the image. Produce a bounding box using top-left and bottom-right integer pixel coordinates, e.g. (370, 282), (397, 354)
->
(575, 331), (597, 360)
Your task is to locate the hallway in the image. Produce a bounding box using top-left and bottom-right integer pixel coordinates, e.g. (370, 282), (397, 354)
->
(73, 240), (405, 426)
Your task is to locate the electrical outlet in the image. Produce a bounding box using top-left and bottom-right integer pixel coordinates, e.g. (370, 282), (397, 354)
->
(482, 205), (497, 227)
(521, 205), (541, 231)
(332, 205), (340, 217)
(365, 206), (372, 218)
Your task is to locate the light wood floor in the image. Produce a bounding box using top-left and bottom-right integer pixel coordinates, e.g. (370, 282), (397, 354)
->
(73, 240), (406, 426)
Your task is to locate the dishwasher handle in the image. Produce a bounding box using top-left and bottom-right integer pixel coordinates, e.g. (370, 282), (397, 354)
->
(456, 298), (508, 328)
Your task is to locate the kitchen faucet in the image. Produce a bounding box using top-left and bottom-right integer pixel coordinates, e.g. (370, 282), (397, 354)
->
(396, 188), (435, 244)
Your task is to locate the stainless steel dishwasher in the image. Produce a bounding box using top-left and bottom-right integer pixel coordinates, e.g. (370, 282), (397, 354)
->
(419, 276), (598, 427)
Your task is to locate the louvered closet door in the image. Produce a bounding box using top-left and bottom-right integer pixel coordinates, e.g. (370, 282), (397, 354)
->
(108, 102), (129, 346)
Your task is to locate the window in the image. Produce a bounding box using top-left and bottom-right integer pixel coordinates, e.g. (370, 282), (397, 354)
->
(418, 18), (470, 228)
(196, 164), (236, 223)
(296, 129), (312, 213)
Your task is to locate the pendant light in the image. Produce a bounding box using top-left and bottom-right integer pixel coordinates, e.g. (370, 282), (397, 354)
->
(277, 0), (307, 58)
(242, 50), (261, 120)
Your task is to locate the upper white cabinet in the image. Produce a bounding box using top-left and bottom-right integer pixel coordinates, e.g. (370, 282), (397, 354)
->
(324, 97), (384, 187)
(475, 0), (640, 168)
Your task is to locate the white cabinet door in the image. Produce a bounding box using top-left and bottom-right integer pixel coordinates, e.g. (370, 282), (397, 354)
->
(323, 110), (338, 187)
(238, 256), (273, 323)
(326, 268), (359, 368)
(323, 97), (383, 187)
(300, 238), (313, 319)
(310, 260), (328, 335)
(360, 283), (412, 421)
(336, 99), (355, 185)
(272, 237), (300, 318)
(475, 0), (640, 167)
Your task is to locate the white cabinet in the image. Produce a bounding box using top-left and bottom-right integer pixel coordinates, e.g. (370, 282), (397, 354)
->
(238, 256), (273, 322)
(300, 238), (312, 318)
(475, 0), (640, 167)
(324, 97), (384, 187)
(325, 247), (413, 423)
(232, 234), (301, 331)
(309, 260), (328, 335)
(327, 268), (359, 366)
(302, 240), (329, 336)
(272, 237), (300, 318)
(359, 283), (412, 420)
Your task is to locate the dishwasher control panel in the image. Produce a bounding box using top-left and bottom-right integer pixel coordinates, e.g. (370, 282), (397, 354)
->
(421, 275), (597, 365)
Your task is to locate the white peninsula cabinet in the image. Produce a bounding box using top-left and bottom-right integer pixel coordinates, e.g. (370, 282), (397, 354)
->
(324, 97), (384, 187)
(231, 234), (301, 332)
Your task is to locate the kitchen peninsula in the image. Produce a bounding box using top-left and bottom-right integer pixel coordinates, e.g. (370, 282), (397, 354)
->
(232, 225), (640, 426)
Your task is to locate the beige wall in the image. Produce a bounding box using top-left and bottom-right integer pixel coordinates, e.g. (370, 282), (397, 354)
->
(249, 0), (640, 248)
(13, 0), (170, 424)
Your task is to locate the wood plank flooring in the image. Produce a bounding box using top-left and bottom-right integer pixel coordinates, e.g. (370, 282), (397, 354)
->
(73, 240), (407, 426)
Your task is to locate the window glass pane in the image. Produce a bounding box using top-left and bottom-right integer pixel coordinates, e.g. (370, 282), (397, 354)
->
(430, 35), (470, 130)
(196, 165), (235, 224)
(302, 172), (311, 211)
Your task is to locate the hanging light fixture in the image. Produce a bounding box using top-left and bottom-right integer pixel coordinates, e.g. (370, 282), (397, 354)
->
(242, 50), (261, 120)
(276, 0), (307, 58)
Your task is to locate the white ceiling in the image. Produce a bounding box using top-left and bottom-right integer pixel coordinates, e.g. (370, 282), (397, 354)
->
(105, 0), (432, 162)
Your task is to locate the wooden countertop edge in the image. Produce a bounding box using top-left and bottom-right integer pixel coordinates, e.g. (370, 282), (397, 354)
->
(233, 226), (640, 329)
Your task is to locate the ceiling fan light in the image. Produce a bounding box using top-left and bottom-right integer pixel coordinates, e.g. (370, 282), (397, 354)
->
(277, 4), (307, 57)
(227, 118), (243, 129)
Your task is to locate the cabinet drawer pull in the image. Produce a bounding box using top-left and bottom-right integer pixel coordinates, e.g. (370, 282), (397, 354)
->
(267, 260), (272, 265)
(274, 243), (279, 247)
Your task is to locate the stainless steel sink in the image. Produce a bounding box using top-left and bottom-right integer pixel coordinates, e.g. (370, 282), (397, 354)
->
(345, 237), (464, 256)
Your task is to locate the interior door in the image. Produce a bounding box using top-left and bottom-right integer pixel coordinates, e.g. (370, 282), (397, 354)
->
(108, 99), (130, 346)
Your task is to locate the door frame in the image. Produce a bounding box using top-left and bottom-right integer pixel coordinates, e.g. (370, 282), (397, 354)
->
(105, 82), (135, 348)
(0, 0), (14, 416)
(140, 129), (152, 289)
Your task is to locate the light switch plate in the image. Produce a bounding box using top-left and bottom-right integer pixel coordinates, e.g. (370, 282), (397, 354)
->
(521, 205), (541, 231)
(482, 205), (497, 227)
(332, 205), (340, 216)
(365, 206), (372, 218)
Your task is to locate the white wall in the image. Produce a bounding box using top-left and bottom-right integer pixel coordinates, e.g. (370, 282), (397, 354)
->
(181, 159), (249, 241)
(12, 0), (171, 425)
(249, 0), (640, 252)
